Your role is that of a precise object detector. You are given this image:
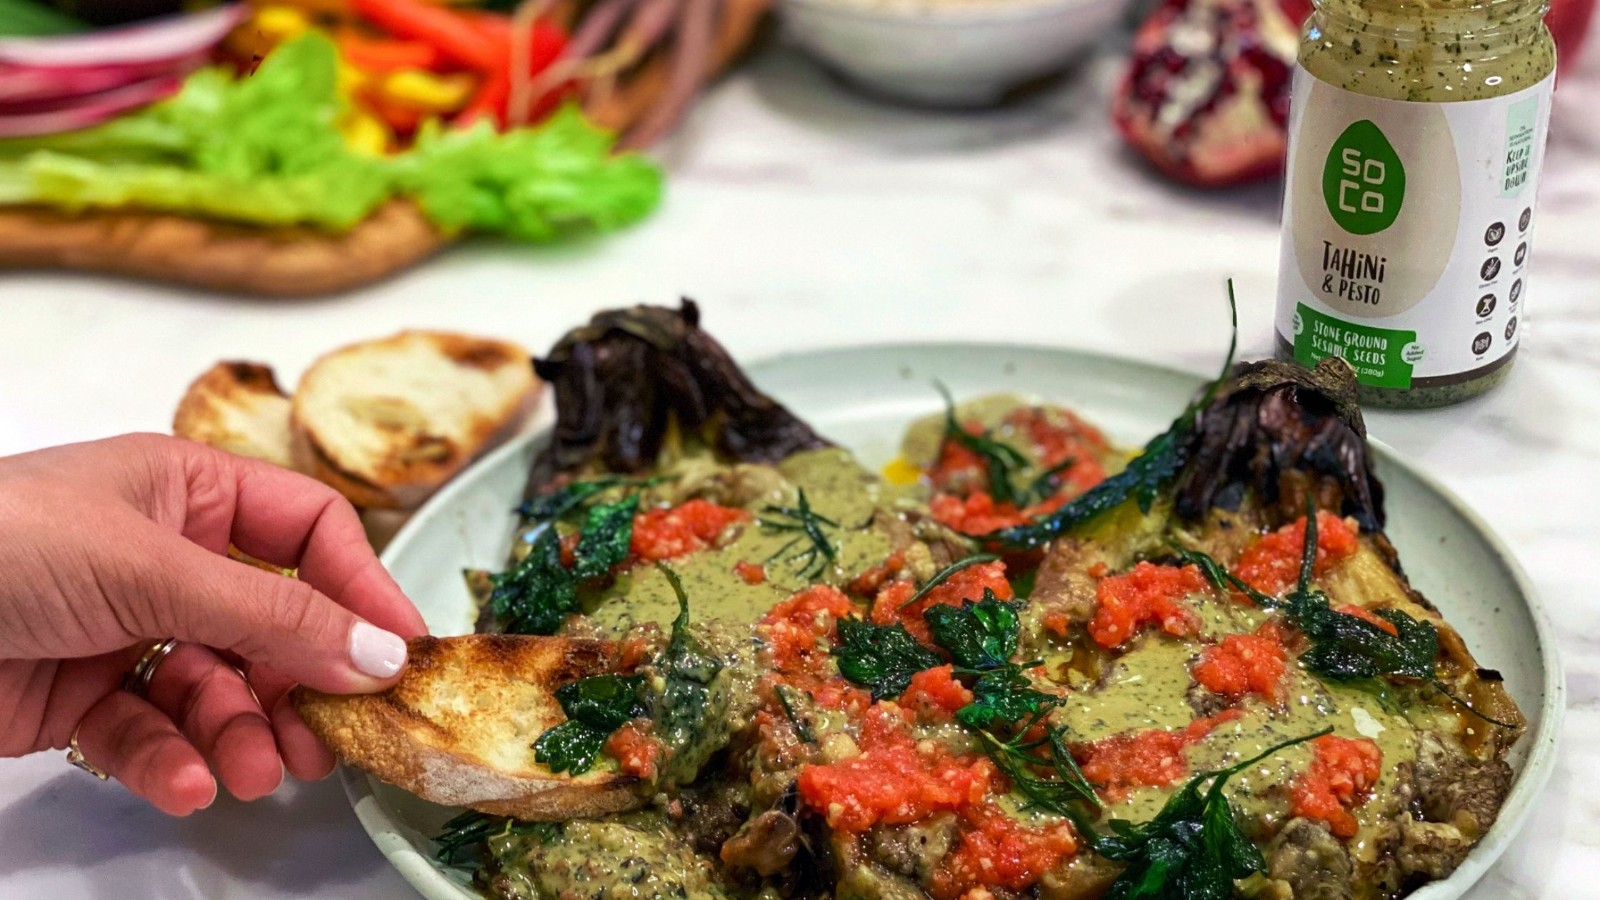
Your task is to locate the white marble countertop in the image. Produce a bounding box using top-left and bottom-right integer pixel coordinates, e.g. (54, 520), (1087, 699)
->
(3, 19), (1599, 900)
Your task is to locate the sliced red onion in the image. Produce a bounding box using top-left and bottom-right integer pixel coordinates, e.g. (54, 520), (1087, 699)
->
(0, 52), (207, 104)
(0, 74), (182, 137)
(0, 5), (245, 68)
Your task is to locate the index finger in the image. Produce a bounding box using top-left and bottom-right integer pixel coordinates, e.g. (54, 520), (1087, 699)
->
(174, 442), (428, 640)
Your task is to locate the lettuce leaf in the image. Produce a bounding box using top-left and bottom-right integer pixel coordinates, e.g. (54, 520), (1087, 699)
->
(0, 33), (661, 238)
(398, 108), (662, 242)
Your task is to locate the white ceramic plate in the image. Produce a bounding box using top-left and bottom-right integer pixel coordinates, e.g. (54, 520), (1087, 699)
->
(350, 343), (1563, 900)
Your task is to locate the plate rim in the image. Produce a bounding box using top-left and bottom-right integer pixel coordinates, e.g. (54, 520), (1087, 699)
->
(354, 340), (1564, 900)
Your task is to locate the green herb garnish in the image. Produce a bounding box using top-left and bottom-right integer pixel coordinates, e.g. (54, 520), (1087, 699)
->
(532, 673), (646, 775)
(936, 382), (1034, 507)
(483, 527), (577, 635)
(923, 589), (1021, 670)
(759, 489), (840, 579)
(482, 495), (639, 635)
(978, 282), (1241, 550)
(975, 723), (1100, 817)
(959, 668), (1061, 730)
(1175, 509), (1513, 728)
(434, 811), (559, 867)
(917, 590), (1060, 729)
(1092, 729), (1330, 900)
(832, 618), (941, 701)
(517, 474), (666, 524)
(652, 565), (728, 783)
(571, 495), (639, 579)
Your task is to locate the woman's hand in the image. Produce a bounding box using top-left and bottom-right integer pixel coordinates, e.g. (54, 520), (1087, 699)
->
(0, 433), (428, 815)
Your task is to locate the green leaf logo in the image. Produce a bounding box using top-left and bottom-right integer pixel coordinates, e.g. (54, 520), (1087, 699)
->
(1322, 120), (1405, 235)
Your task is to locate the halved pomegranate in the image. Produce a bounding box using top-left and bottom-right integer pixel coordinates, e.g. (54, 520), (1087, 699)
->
(1111, 0), (1303, 187)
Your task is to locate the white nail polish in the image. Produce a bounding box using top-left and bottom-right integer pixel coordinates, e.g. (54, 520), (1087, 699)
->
(348, 622), (406, 679)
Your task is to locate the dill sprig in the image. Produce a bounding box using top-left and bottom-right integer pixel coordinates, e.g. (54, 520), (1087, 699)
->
(898, 553), (1001, 610)
(975, 717), (1100, 818)
(434, 811), (557, 868)
(759, 489), (839, 578)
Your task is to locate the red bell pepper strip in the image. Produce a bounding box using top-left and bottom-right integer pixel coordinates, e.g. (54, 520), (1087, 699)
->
(348, 0), (500, 71)
(337, 32), (446, 73)
(456, 68), (510, 128)
(467, 13), (568, 75)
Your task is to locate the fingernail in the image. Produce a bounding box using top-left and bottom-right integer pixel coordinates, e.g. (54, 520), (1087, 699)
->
(349, 622), (407, 679)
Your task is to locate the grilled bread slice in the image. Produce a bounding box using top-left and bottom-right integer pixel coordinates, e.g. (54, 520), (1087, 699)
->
(294, 635), (644, 820)
(172, 361), (296, 469)
(290, 331), (539, 510)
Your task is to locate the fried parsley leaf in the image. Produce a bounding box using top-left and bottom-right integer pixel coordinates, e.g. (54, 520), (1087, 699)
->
(518, 474), (666, 524)
(923, 590), (1021, 671)
(486, 528), (578, 635)
(484, 496), (639, 635)
(958, 670), (1060, 730)
(532, 673), (646, 775)
(572, 495), (640, 580)
(1095, 729), (1329, 900)
(833, 618), (941, 701)
(936, 382), (1033, 507)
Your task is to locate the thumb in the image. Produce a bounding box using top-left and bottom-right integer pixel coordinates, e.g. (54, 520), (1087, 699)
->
(140, 533), (409, 695)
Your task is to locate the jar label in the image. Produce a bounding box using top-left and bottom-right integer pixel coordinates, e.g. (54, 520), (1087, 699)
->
(1275, 66), (1554, 390)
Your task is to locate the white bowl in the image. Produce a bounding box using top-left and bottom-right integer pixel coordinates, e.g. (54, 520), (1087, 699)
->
(779, 0), (1132, 106)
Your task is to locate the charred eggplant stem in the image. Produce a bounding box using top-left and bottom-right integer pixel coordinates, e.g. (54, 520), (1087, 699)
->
(1174, 357), (1385, 533)
(528, 300), (831, 491)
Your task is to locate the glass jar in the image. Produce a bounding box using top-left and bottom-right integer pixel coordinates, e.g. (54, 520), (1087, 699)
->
(1274, 0), (1557, 408)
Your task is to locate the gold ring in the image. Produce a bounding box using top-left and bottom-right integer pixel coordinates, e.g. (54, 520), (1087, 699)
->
(123, 637), (180, 699)
(66, 726), (108, 781)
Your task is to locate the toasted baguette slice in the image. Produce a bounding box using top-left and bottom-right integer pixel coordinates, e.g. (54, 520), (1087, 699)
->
(0, 200), (447, 297)
(295, 635), (644, 820)
(171, 361), (296, 468)
(291, 331), (539, 510)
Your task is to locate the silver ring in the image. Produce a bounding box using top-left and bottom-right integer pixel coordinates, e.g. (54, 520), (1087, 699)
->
(123, 637), (180, 699)
(66, 726), (109, 780)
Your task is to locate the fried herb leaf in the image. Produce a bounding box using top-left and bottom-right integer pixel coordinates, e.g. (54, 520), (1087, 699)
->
(1168, 543), (1282, 611)
(487, 528), (578, 635)
(958, 670), (1060, 730)
(434, 811), (559, 867)
(923, 590), (1021, 671)
(1094, 729), (1330, 900)
(518, 475), (665, 525)
(653, 565), (727, 784)
(1175, 527), (1511, 727)
(832, 618), (941, 701)
(533, 673), (646, 775)
(572, 495), (640, 580)
(937, 382), (1033, 507)
(979, 283), (1241, 551)
(485, 496), (639, 635)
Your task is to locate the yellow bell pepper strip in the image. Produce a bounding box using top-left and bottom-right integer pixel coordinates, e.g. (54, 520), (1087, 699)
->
(381, 69), (476, 113)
